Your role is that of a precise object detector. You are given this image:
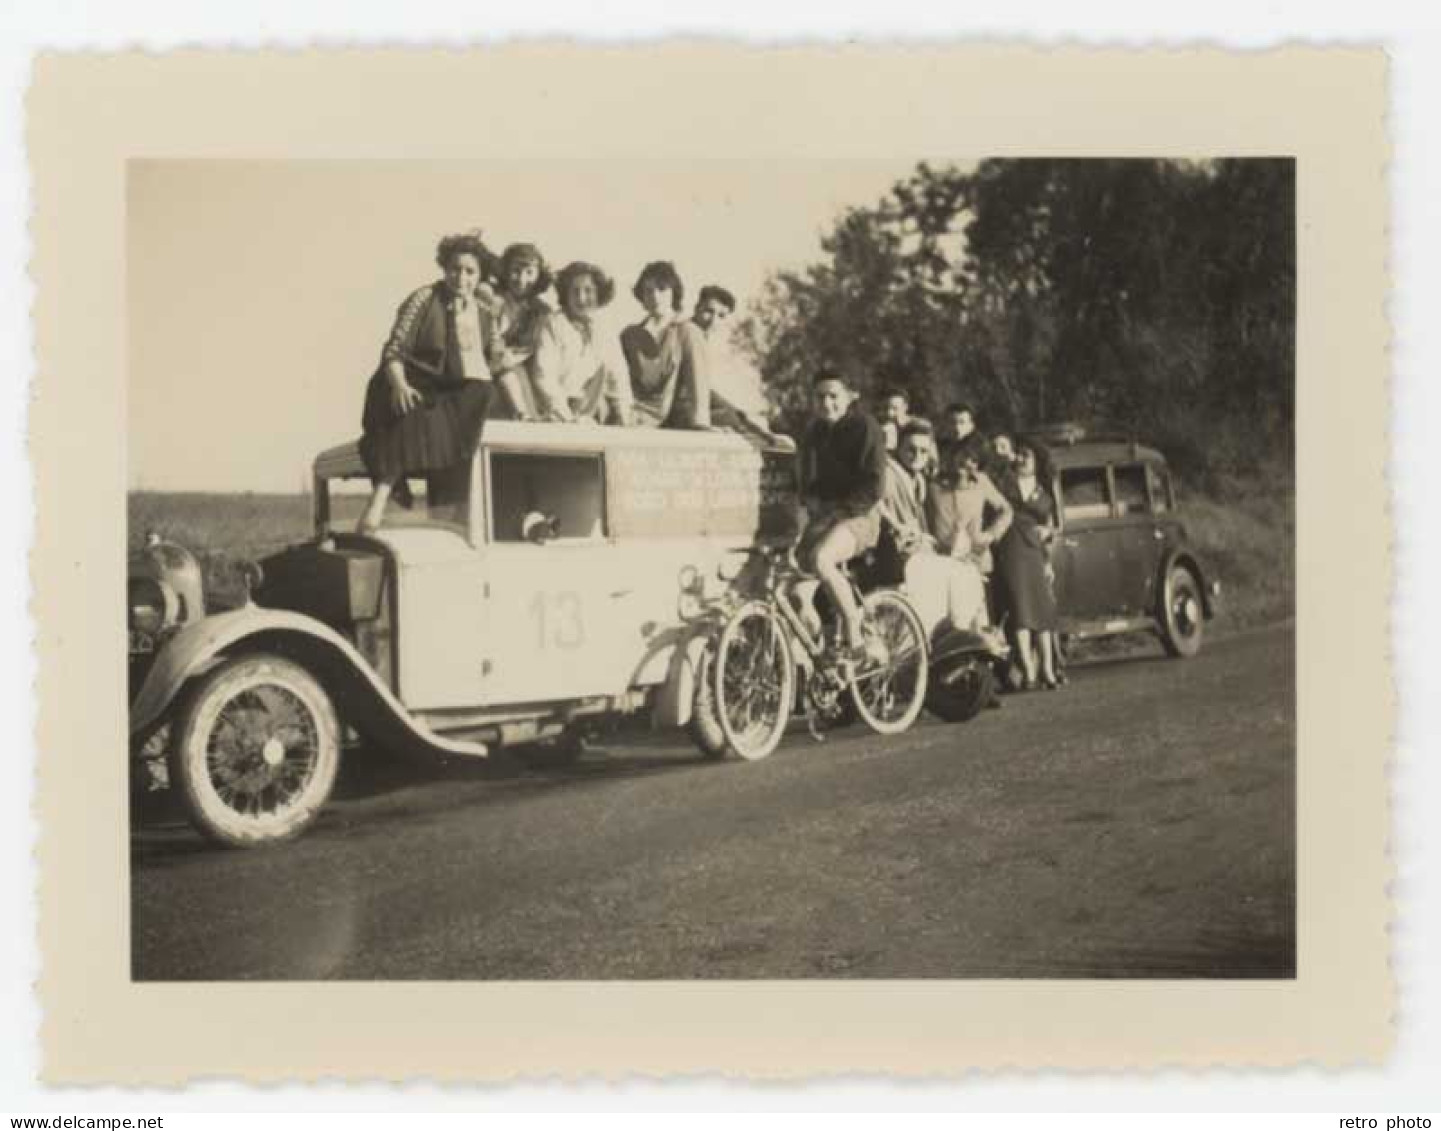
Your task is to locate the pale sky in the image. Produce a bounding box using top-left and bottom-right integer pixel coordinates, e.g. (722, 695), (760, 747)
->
(127, 159), (921, 492)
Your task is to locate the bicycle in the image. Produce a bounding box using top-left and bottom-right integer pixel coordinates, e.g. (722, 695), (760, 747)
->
(706, 543), (929, 761)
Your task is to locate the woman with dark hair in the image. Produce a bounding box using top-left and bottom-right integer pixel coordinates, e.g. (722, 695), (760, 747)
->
(357, 230), (498, 533)
(484, 242), (554, 421)
(619, 260), (712, 429)
(528, 261), (631, 424)
(993, 439), (1062, 689)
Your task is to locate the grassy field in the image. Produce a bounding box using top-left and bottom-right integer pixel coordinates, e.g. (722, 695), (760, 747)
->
(128, 480), (1293, 627)
(129, 492), (316, 608)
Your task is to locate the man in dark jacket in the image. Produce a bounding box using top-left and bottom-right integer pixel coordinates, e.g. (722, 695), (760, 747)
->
(797, 369), (888, 658)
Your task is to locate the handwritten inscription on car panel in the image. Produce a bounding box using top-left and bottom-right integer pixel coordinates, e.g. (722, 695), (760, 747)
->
(608, 445), (798, 538)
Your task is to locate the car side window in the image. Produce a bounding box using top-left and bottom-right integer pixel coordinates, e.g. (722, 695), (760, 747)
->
(1060, 467), (1112, 522)
(489, 452), (607, 543)
(1113, 464), (1150, 516)
(1146, 463), (1173, 513)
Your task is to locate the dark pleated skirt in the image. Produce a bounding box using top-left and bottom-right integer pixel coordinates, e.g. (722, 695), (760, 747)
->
(993, 532), (1058, 631)
(359, 370), (491, 482)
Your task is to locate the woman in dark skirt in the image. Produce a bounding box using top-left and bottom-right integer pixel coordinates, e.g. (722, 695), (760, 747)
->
(993, 439), (1062, 689)
(357, 231), (498, 533)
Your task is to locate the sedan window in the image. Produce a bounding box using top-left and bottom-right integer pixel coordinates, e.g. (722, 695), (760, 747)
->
(1060, 467), (1112, 521)
(1113, 465), (1150, 516)
(1147, 463), (1174, 513)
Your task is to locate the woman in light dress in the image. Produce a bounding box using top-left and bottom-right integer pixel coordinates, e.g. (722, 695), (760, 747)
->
(880, 423), (1006, 638)
(527, 261), (631, 424)
(924, 434), (1013, 633)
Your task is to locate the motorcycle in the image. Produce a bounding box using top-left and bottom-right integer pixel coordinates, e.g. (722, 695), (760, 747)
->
(924, 622), (1010, 722)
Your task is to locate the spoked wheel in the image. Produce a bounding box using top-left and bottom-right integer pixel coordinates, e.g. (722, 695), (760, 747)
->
(1160, 563), (1205, 658)
(712, 600), (795, 761)
(168, 654), (340, 848)
(846, 589), (929, 735)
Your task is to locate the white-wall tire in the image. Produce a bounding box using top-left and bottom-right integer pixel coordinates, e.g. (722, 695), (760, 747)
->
(168, 654), (340, 848)
(712, 601), (794, 762)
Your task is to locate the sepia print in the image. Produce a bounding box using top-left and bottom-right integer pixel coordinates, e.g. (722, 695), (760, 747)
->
(125, 156), (1292, 981)
(32, 46), (1389, 1079)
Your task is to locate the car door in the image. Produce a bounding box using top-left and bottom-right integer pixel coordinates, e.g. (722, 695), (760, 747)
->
(477, 448), (633, 706)
(1051, 464), (1116, 620)
(1107, 463), (1164, 616)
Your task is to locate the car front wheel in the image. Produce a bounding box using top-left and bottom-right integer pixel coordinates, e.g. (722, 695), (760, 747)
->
(168, 654), (340, 847)
(1159, 563), (1206, 658)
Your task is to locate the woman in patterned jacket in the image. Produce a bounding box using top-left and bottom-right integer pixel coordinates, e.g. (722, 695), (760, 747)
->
(356, 231), (498, 533)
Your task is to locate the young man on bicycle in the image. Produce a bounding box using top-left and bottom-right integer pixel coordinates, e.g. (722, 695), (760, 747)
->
(796, 368), (888, 661)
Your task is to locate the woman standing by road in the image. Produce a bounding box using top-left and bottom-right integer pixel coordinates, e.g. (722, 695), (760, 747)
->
(357, 231), (498, 534)
(993, 439), (1063, 689)
(925, 434), (1013, 632)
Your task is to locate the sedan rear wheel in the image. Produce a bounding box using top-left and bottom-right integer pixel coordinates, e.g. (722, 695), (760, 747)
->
(1160, 563), (1205, 658)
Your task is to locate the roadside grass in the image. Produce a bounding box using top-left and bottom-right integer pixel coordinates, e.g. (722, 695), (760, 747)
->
(128, 492), (314, 608)
(129, 478), (1295, 629)
(1177, 480), (1294, 629)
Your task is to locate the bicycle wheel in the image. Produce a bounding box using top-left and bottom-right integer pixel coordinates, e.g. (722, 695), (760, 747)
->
(712, 600), (795, 761)
(846, 589), (929, 736)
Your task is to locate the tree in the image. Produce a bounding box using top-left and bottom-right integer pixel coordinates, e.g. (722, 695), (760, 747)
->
(739, 158), (1295, 485)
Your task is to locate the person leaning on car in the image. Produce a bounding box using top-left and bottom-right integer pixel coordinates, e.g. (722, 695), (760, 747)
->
(796, 369), (888, 660)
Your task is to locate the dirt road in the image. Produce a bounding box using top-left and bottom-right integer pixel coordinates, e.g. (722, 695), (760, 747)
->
(131, 625), (1294, 980)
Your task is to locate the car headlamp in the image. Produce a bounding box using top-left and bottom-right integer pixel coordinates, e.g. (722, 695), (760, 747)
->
(128, 577), (179, 636)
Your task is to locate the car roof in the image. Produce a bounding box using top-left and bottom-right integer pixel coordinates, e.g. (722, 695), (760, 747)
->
(1040, 439), (1168, 471)
(1014, 423), (1167, 471)
(313, 420), (795, 478)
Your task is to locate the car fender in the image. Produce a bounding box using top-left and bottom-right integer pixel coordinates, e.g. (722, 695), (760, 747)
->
(651, 625), (715, 730)
(129, 605), (488, 758)
(1156, 548), (1217, 619)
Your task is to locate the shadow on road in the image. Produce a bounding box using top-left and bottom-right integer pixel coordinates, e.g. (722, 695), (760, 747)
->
(130, 727), (722, 860)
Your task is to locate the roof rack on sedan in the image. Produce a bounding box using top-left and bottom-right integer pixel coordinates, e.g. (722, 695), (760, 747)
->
(1022, 421), (1130, 446)
(1022, 420), (1139, 451)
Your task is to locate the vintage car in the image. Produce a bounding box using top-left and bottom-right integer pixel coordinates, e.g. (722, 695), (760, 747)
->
(1020, 423), (1221, 656)
(128, 421), (799, 847)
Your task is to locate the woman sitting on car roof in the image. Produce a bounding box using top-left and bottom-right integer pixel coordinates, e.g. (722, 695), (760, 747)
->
(620, 260), (713, 430)
(527, 260), (632, 425)
(482, 242), (555, 422)
(356, 230), (498, 534)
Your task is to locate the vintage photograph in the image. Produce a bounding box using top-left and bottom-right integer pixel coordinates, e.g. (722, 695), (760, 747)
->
(125, 157), (1295, 982)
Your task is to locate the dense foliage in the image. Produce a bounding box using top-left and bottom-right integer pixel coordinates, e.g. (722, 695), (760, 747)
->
(738, 159), (1294, 489)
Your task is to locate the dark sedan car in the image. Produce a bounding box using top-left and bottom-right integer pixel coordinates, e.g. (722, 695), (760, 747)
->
(1020, 423), (1220, 657)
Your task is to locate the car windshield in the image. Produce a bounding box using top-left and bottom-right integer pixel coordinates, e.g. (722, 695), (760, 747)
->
(324, 468), (470, 536)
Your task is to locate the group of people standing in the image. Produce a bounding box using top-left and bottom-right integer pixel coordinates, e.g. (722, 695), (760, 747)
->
(800, 377), (1064, 691)
(357, 230), (745, 533)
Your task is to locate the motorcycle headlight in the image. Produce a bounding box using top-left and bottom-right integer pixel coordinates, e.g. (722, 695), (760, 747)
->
(128, 577), (179, 636)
